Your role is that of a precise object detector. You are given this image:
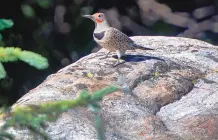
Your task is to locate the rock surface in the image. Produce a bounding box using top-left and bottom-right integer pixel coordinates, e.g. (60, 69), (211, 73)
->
(4, 36), (218, 139)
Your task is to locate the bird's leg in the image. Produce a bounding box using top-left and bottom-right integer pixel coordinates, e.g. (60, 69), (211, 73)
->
(113, 50), (125, 67)
(105, 51), (111, 58)
(100, 51), (111, 59)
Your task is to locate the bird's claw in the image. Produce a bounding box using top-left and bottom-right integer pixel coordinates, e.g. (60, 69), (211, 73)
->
(113, 59), (125, 67)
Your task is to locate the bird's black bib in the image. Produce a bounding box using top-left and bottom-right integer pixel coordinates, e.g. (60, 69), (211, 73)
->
(94, 31), (105, 40)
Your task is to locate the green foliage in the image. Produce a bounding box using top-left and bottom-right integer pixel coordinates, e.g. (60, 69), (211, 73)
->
(0, 131), (14, 140)
(19, 51), (49, 69)
(89, 85), (119, 102)
(94, 114), (105, 140)
(0, 85), (119, 140)
(0, 18), (49, 80)
(0, 63), (6, 80)
(0, 47), (21, 62)
(0, 47), (48, 79)
(36, 0), (52, 9)
(21, 4), (36, 18)
(0, 19), (13, 31)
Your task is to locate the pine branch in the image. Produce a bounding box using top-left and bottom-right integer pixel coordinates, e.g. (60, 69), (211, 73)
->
(0, 62), (6, 79)
(0, 131), (14, 140)
(10, 86), (118, 116)
(18, 51), (48, 69)
(0, 47), (49, 79)
(0, 85), (119, 139)
(0, 19), (13, 31)
(0, 47), (20, 62)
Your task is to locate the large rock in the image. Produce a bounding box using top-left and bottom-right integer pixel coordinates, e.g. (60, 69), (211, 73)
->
(5, 36), (218, 139)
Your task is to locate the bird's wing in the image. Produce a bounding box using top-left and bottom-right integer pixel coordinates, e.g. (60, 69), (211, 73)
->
(105, 27), (133, 43)
(106, 27), (153, 50)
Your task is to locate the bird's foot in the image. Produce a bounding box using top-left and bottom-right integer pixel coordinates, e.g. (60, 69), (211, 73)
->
(113, 59), (125, 67)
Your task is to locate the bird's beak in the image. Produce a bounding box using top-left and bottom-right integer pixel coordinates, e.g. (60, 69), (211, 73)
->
(82, 15), (94, 20)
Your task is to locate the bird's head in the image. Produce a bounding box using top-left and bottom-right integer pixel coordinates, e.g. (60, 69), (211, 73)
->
(82, 13), (106, 24)
(82, 13), (110, 32)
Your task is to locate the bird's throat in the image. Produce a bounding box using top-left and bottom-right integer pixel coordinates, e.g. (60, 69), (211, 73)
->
(94, 21), (110, 33)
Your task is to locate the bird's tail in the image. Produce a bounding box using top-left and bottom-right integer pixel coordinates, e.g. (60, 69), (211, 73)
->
(133, 43), (154, 50)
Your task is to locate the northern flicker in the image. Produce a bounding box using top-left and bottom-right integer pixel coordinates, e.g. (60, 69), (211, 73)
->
(82, 13), (153, 66)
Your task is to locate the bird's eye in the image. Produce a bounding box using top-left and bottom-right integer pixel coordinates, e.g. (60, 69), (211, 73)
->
(98, 15), (101, 18)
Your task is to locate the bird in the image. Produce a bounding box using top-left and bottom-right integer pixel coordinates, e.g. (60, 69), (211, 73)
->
(82, 13), (153, 67)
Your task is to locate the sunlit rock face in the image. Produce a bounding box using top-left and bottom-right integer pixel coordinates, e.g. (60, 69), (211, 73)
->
(4, 36), (218, 140)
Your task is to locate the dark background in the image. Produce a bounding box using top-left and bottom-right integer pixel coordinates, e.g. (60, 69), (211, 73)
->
(0, 0), (217, 105)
